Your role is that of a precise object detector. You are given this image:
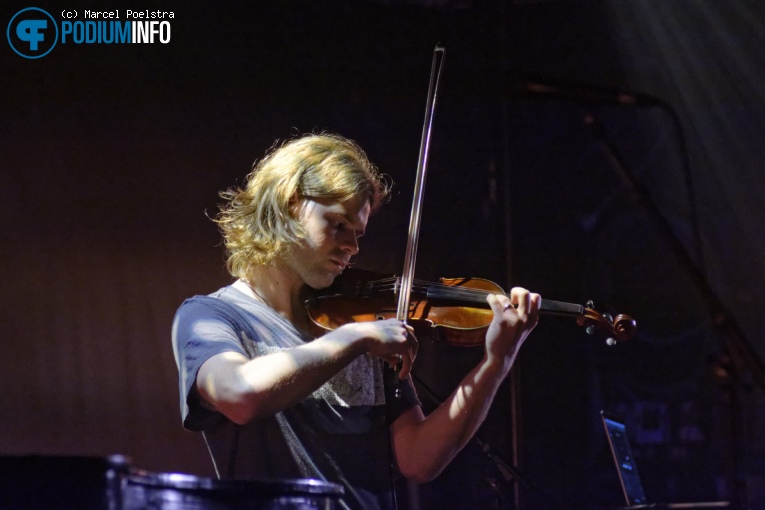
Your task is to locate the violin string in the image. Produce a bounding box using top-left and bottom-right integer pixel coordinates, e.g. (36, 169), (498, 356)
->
(363, 278), (496, 303)
(365, 278), (490, 297)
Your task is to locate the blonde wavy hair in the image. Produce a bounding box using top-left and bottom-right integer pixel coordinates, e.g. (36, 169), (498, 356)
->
(215, 133), (389, 278)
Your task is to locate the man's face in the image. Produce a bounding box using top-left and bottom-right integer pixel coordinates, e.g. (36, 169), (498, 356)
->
(284, 195), (371, 289)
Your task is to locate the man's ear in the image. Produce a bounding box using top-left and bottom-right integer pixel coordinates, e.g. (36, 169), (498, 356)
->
(287, 193), (301, 217)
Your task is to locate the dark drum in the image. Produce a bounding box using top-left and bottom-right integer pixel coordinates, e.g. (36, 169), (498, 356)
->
(123, 471), (344, 510)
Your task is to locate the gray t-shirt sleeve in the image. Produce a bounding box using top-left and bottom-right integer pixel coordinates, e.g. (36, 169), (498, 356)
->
(172, 295), (247, 431)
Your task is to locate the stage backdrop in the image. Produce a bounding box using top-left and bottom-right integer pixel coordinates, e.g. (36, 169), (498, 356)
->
(2, 1), (765, 508)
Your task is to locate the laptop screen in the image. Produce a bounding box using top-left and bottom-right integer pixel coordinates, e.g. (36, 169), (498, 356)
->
(601, 412), (648, 506)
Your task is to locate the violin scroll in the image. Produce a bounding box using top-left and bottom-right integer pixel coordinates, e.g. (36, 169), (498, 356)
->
(577, 300), (637, 345)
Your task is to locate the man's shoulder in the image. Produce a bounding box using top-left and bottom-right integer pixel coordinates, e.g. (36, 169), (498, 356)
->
(177, 285), (291, 336)
(176, 285), (251, 320)
(181, 284), (243, 308)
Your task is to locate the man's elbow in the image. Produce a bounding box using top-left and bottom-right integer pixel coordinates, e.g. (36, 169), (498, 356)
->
(216, 399), (252, 425)
(398, 458), (446, 484)
(197, 352), (269, 424)
(200, 378), (268, 425)
(216, 392), (277, 425)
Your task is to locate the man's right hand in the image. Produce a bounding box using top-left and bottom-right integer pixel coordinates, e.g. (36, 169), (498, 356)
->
(343, 319), (418, 379)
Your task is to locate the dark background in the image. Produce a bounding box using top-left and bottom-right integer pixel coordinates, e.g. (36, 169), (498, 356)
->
(2, 1), (765, 508)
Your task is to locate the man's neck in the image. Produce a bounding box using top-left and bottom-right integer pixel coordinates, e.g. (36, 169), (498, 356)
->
(240, 263), (308, 329)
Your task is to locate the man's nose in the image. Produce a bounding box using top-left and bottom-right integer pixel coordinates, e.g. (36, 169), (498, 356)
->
(340, 232), (359, 255)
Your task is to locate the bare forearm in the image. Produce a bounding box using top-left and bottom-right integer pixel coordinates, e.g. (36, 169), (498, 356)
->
(198, 325), (369, 424)
(198, 318), (416, 424)
(437, 357), (511, 447)
(393, 290), (538, 482)
(241, 330), (369, 415)
(395, 356), (512, 482)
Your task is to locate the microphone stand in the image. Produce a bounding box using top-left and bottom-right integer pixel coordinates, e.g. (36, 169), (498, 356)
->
(582, 111), (757, 509)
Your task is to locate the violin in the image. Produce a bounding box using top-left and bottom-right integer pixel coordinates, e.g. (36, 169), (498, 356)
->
(306, 268), (637, 347)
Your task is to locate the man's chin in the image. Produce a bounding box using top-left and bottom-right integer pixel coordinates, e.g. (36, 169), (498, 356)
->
(304, 272), (338, 290)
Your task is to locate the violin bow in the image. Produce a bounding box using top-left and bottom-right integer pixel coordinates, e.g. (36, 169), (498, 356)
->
(388, 45), (446, 397)
(396, 44), (446, 325)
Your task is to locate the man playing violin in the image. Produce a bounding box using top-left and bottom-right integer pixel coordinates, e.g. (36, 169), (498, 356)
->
(172, 133), (541, 509)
